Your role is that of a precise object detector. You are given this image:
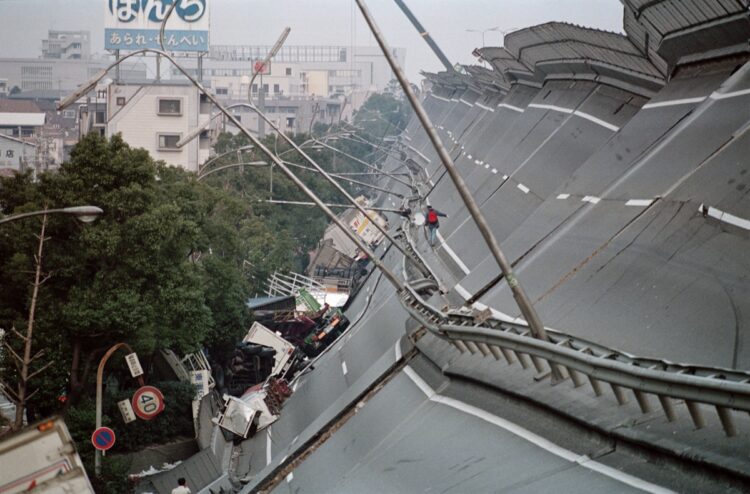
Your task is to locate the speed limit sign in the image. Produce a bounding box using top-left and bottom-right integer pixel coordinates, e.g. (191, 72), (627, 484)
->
(131, 385), (165, 420)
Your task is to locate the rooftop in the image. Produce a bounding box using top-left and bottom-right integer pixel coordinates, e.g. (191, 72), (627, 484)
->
(0, 99), (42, 113)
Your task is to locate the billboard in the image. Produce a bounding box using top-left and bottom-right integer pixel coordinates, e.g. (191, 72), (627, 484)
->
(105, 0), (209, 52)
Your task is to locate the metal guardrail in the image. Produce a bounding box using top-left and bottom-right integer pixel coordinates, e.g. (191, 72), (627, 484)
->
(399, 286), (750, 437)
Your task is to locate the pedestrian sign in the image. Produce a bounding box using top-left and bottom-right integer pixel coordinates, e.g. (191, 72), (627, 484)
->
(131, 385), (165, 420)
(91, 427), (116, 451)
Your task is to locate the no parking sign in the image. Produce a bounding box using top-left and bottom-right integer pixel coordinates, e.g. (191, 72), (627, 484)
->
(91, 427), (116, 451)
(131, 385), (165, 420)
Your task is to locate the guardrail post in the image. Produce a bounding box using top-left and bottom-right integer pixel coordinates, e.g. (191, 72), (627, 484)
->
(452, 340), (469, 354)
(513, 351), (531, 370)
(658, 395), (677, 422)
(488, 345), (505, 362)
(499, 347), (516, 365)
(715, 406), (737, 437)
(568, 368), (586, 388)
(633, 390), (651, 414)
(588, 376), (604, 396)
(610, 383), (628, 406)
(465, 341), (480, 355)
(685, 401), (706, 429)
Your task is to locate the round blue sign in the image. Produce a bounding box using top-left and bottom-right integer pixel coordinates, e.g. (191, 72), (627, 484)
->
(91, 426), (116, 451)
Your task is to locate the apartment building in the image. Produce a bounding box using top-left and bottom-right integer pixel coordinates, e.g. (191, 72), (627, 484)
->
(41, 31), (91, 60)
(105, 81), (211, 171)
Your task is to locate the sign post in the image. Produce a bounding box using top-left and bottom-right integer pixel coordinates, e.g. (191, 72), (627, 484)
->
(132, 385), (166, 420)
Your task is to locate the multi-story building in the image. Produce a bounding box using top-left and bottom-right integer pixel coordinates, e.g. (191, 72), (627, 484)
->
(172, 45), (406, 100)
(42, 31), (91, 60)
(0, 29), (146, 99)
(0, 58), (148, 93)
(105, 81), (211, 172)
(222, 95), (344, 137)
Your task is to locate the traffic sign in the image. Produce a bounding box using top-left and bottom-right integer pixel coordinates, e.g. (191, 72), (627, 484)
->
(253, 60), (271, 75)
(117, 399), (137, 424)
(91, 427), (116, 451)
(125, 352), (143, 378)
(131, 385), (165, 420)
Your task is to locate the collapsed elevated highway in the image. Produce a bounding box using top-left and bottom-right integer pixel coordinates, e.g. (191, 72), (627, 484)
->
(138, 1), (750, 492)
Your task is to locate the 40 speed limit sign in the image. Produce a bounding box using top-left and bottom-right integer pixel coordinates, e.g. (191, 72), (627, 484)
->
(131, 385), (165, 420)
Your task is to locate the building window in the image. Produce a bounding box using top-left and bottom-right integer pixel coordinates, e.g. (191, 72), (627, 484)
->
(285, 67), (292, 76)
(94, 111), (106, 124)
(262, 84), (269, 94)
(286, 117), (295, 128)
(216, 87), (228, 95)
(62, 109), (76, 118)
(116, 96), (126, 106)
(273, 84), (280, 94)
(251, 84), (258, 94)
(157, 98), (182, 116)
(157, 133), (181, 151)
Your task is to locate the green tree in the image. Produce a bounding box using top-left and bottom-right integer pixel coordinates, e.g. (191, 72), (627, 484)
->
(0, 133), (252, 421)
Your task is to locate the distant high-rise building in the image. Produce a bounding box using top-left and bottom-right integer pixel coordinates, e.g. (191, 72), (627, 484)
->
(42, 31), (91, 60)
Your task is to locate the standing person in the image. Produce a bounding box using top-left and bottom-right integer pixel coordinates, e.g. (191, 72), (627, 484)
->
(172, 478), (191, 494)
(425, 205), (447, 246)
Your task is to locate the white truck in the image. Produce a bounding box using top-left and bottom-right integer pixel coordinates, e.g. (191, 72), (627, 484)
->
(0, 417), (94, 493)
(242, 322), (297, 379)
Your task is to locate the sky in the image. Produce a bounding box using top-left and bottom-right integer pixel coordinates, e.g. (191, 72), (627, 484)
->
(0, 0), (625, 81)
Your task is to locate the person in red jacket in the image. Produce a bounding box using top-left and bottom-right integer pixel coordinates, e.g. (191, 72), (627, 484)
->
(425, 205), (447, 246)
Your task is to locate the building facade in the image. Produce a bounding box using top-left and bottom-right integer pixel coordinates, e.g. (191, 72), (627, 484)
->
(172, 45), (406, 100)
(221, 96), (343, 137)
(42, 31), (91, 60)
(0, 58), (147, 93)
(105, 82), (211, 171)
(0, 134), (37, 173)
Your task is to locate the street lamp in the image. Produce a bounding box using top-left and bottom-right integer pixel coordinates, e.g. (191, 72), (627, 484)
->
(249, 27), (291, 138)
(465, 26), (518, 47)
(0, 206), (103, 225)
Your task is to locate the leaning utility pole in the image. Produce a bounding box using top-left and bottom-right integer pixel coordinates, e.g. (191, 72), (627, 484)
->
(356, 0), (554, 349)
(392, 0), (454, 72)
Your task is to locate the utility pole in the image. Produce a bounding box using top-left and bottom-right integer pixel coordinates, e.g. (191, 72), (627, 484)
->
(356, 0), (557, 353)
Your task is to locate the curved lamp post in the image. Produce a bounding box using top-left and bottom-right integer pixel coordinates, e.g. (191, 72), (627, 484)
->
(0, 206), (103, 225)
(95, 343), (144, 476)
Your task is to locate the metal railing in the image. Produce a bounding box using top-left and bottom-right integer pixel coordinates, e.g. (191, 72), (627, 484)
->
(398, 265), (750, 437)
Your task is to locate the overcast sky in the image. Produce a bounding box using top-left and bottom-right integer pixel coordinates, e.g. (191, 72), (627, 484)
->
(0, 0), (624, 80)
